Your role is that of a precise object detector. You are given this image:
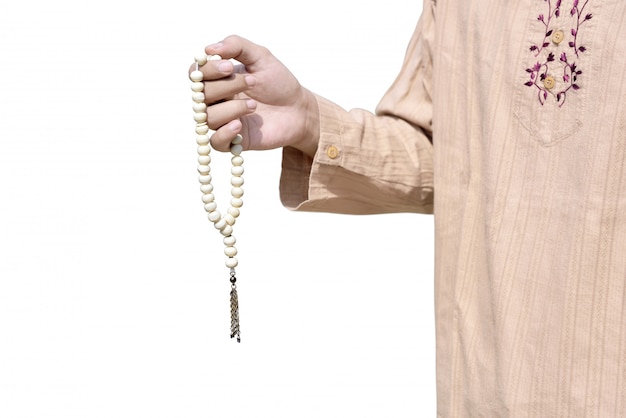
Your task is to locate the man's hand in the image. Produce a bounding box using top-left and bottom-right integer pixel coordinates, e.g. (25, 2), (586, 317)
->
(190, 35), (319, 157)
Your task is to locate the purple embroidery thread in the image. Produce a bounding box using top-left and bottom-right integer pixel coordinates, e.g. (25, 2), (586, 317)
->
(569, 0), (593, 57)
(524, 0), (592, 107)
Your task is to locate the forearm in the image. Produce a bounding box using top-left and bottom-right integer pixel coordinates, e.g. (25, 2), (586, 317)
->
(279, 3), (435, 215)
(280, 94), (434, 215)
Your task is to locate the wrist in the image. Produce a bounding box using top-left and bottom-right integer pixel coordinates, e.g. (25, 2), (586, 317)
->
(290, 89), (320, 158)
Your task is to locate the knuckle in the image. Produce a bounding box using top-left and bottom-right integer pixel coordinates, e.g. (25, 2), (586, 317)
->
(258, 45), (271, 57)
(223, 34), (242, 44)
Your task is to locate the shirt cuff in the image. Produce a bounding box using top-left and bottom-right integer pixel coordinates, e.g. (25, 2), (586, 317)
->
(279, 95), (344, 210)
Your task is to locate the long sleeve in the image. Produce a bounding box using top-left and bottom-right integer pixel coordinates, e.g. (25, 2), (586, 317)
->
(279, 0), (626, 415)
(279, 0), (436, 215)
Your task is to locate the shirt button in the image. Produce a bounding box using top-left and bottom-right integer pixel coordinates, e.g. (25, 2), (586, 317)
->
(326, 145), (339, 159)
(543, 76), (555, 90)
(552, 30), (564, 45)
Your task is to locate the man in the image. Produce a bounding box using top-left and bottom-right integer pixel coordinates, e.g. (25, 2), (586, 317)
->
(194, 0), (626, 415)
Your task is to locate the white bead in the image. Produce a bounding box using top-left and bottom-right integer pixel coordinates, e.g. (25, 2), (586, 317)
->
(191, 82), (204, 92)
(230, 144), (243, 156)
(193, 102), (207, 113)
(195, 123), (209, 135)
(192, 56), (249, 273)
(196, 135), (210, 145)
(231, 187), (244, 198)
(198, 174), (212, 184)
(214, 218), (227, 230)
(193, 112), (207, 123)
(195, 53), (208, 66)
(197, 145), (211, 155)
(208, 210), (221, 222)
(190, 70), (204, 82)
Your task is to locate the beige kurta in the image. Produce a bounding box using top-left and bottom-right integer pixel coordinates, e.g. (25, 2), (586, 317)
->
(279, 0), (626, 416)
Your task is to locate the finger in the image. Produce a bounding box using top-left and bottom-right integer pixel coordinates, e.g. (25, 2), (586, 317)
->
(206, 35), (271, 71)
(210, 120), (243, 152)
(187, 59), (234, 81)
(207, 99), (256, 130)
(203, 73), (253, 103)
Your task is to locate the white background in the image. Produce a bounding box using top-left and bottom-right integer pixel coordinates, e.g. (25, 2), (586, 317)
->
(0, 1), (435, 417)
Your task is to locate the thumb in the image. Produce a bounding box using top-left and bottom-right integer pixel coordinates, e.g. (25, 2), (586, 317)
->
(205, 35), (271, 71)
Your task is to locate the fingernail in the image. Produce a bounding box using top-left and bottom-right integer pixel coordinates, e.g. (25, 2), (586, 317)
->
(229, 119), (242, 131)
(246, 99), (257, 110)
(245, 75), (256, 87)
(218, 61), (233, 73)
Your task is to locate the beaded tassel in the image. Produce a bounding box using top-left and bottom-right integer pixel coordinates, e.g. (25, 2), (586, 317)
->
(191, 54), (244, 342)
(229, 269), (240, 342)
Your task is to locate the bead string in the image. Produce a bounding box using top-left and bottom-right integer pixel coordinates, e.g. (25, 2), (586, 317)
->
(190, 53), (243, 343)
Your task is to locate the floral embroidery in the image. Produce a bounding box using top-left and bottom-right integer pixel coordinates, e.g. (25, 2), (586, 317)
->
(523, 0), (592, 107)
(529, 0), (563, 57)
(569, 0), (593, 57)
